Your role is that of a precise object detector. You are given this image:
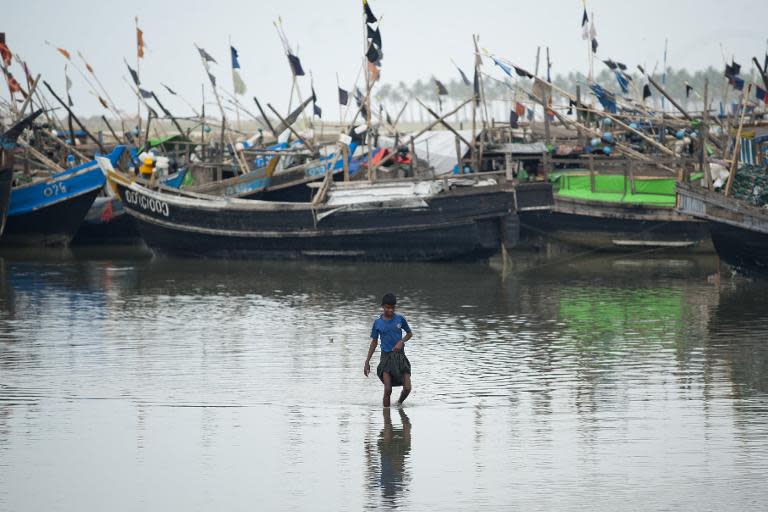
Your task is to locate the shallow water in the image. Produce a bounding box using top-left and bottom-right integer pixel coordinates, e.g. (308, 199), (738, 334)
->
(1, 250), (767, 511)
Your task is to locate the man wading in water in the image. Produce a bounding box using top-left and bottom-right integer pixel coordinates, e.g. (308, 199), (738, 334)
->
(364, 293), (413, 407)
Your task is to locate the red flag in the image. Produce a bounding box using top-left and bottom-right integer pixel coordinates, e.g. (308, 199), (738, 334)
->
(136, 27), (145, 59)
(515, 102), (526, 117)
(0, 42), (11, 67)
(98, 96), (109, 109)
(367, 61), (380, 82)
(57, 47), (71, 60)
(5, 71), (26, 97)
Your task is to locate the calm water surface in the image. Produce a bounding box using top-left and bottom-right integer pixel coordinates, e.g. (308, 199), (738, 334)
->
(0, 250), (767, 511)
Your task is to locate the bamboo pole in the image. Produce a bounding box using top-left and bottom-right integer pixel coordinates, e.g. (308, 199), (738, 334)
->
(701, 79), (713, 191)
(724, 84), (751, 196)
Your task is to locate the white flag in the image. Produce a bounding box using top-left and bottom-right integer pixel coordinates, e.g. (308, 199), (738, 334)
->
(232, 69), (247, 95)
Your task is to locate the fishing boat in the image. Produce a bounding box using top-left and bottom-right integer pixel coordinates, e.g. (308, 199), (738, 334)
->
(102, 158), (516, 261)
(677, 182), (768, 276)
(1, 146), (126, 248)
(187, 141), (363, 202)
(520, 165), (711, 252)
(0, 110), (44, 237)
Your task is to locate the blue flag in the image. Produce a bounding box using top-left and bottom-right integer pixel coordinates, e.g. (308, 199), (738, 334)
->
(231, 46), (241, 69)
(492, 57), (513, 78)
(614, 72), (629, 94)
(590, 84), (617, 113)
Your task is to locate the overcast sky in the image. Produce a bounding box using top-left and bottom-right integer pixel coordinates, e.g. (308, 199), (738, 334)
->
(2, 0), (767, 119)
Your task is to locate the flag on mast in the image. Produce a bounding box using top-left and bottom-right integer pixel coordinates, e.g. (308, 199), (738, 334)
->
(136, 22), (146, 59)
(231, 46), (247, 95)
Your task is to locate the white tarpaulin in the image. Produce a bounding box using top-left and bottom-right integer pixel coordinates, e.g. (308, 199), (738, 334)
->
(379, 130), (473, 176)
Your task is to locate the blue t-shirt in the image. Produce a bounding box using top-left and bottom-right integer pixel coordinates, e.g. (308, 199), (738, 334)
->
(371, 313), (412, 353)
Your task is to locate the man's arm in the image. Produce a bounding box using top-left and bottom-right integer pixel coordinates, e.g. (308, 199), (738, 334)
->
(364, 339), (378, 377)
(392, 330), (412, 352)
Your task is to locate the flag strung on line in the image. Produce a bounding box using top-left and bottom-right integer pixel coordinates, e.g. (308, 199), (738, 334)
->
(126, 63), (140, 86)
(435, 79), (448, 96)
(455, 64), (471, 86)
(0, 41), (11, 67)
(492, 57), (513, 78)
(136, 25), (145, 59)
(532, 78), (551, 100)
(643, 83), (652, 100)
(287, 53), (305, 76)
(198, 47), (217, 64)
(338, 87), (349, 105)
(162, 83), (177, 95)
(513, 65), (534, 79)
(614, 71), (629, 94)
(64, 65), (74, 106)
(581, 9), (589, 40)
(590, 83), (617, 113)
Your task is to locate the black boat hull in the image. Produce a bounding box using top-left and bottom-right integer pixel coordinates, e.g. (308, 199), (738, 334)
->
(0, 169), (12, 236)
(521, 195), (712, 252)
(708, 222), (768, 276)
(0, 188), (101, 247)
(113, 177), (515, 261)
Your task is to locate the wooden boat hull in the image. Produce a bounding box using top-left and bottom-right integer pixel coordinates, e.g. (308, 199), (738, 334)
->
(521, 195), (712, 252)
(110, 173), (515, 261)
(677, 183), (768, 276)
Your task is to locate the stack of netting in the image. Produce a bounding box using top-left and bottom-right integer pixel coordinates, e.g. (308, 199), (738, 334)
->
(731, 164), (768, 207)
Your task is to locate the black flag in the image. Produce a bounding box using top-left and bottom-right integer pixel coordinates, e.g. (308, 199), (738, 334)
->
(208, 72), (216, 87)
(643, 83), (652, 100)
(313, 104), (322, 118)
(366, 43), (381, 64)
(473, 68), (480, 105)
(139, 88), (153, 99)
(685, 83), (693, 98)
(513, 65), (534, 79)
(363, 0), (377, 24)
(126, 63), (140, 86)
(287, 53), (305, 76)
(161, 83), (177, 95)
(435, 79), (448, 96)
(338, 87), (349, 105)
(197, 47), (217, 63)
(509, 110), (519, 129)
(603, 59), (617, 70)
(591, 38), (598, 53)
(456, 65), (471, 86)
(731, 60), (741, 76)
(367, 25), (382, 49)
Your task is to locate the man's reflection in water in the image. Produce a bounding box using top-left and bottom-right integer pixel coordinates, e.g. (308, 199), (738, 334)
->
(377, 407), (412, 506)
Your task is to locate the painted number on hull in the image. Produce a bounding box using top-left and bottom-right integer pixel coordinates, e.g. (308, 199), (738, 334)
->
(43, 183), (68, 197)
(124, 189), (170, 217)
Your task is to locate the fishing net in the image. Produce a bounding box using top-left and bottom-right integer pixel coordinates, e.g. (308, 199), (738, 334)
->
(731, 164), (768, 207)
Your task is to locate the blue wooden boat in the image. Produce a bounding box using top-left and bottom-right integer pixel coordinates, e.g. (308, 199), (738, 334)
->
(1, 145), (127, 247)
(0, 110), (44, 237)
